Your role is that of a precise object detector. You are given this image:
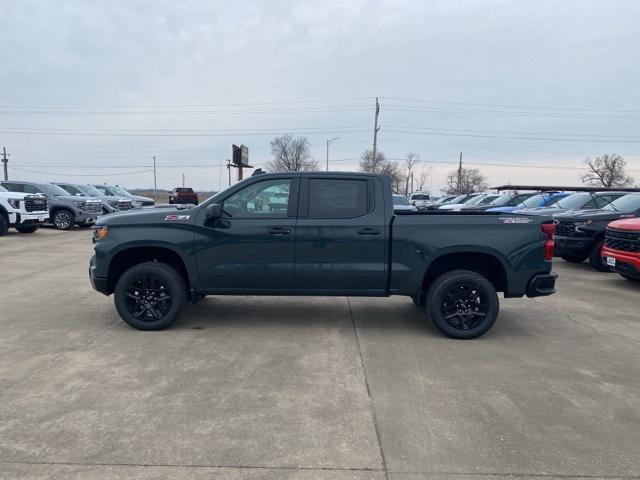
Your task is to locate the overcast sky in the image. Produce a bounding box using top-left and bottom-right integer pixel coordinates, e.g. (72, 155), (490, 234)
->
(1, 0), (639, 192)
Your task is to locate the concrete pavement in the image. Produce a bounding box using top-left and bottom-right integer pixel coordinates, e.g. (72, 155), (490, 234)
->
(1, 228), (639, 479)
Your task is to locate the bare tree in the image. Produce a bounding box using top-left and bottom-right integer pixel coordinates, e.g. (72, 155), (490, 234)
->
(443, 167), (488, 195)
(268, 134), (318, 172)
(359, 150), (403, 192)
(402, 153), (421, 195)
(580, 154), (634, 187)
(414, 165), (432, 192)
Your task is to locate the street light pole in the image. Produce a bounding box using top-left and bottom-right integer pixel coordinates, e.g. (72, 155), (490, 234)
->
(326, 137), (339, 171)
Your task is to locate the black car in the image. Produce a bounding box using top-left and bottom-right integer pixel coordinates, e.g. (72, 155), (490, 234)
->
(517, 191), (628, 217)
(554, 193), (640, 271)
(462, 192), (537, 212)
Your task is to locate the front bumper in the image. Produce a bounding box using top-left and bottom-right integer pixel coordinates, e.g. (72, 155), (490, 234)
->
(601, 246), (640, 279)
(89, 255), (109, 295)
(554, 236), (593, 256)
(75, 211), (99, 223)
(9, 212), (48, 226)
(526, 272), (558, 297)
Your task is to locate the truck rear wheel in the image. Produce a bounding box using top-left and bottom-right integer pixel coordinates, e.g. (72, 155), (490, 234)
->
(589, 239), (609, 272)
(114, 261), (187, 330)
(426, 269), (499, 339)
(16, 225), (39, 233)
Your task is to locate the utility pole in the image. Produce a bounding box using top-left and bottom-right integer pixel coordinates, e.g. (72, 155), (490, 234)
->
(152, 156), (157, 201)
(1, 147), (8, 181)
(227, 159), (231, 186)
(326, 137), (339, 171)
(372, 97), (380, 166)
(182, 172), (185, 188)
(457, 152), (463, 194)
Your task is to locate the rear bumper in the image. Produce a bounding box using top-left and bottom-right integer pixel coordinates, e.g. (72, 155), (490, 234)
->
(526, 272), (558, 297)
(601, 246), (640, 279)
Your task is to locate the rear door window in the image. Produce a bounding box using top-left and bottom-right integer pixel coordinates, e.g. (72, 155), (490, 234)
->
(308, 179), (369, 218)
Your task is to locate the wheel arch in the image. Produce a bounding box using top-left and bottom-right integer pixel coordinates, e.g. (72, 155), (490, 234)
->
(419, 249), (508, 297)
(106, 245), (192, 296)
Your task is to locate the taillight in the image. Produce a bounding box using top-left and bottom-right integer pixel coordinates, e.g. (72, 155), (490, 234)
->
(541, 222), (555, 261)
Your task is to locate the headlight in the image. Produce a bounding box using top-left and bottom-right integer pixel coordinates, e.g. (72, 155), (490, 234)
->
(132, 201), (142, 207)
(92, 225), (109, 241)
(107, 199), (118, 206)
(73, 200), (86, 208)
(8, 198), (21, 209)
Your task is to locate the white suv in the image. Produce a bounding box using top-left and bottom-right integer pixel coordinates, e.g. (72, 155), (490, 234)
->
(0, 185), (49, 235)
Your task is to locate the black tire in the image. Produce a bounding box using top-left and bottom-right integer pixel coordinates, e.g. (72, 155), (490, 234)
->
(561, 254), (587, 263)
(589, 239), (609, 272)
(426, 269), (499, 339)
(412, 293), (424, 307)
(16, 225), (39, 234)
(53, 209), (75, 230)
(0, 214), (8, 236)
(114, 262), (187, 330)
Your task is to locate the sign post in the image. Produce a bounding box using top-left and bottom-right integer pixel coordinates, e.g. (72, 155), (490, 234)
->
(231, 144), (252, 181)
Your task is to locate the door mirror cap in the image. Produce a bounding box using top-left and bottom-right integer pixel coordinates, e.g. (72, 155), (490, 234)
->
(205, 203), (223, 219)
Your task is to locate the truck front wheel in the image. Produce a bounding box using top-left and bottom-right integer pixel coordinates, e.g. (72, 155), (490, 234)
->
(589, 239), (609, 272)
(114, 261), (187, 330)
(426, 269), (499, 339)
(53, 210), (75, 230)
(16, 225), (39, 233)
(0, 214), (8, 236)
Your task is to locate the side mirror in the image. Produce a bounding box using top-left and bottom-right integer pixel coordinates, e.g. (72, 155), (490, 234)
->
(205, 203), (223, 219)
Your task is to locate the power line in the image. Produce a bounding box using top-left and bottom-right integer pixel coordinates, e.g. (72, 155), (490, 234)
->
(8, 166), (154, 176)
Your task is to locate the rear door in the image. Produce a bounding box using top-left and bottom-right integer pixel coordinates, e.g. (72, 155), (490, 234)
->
(294, 176), (388, 293)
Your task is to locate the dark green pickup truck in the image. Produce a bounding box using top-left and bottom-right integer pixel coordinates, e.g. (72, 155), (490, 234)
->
(90, 172), (557, 338)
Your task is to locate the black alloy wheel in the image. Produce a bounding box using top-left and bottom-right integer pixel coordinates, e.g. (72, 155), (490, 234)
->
(124, 275), (173, 322)
(426, 269), (499, 339)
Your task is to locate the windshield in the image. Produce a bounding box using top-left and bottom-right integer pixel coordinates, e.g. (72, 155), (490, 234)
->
(77, 185), (103, 196)
(410, 194), (429, 200)
(504, 192), (536, 206)
(41, 183), (72, 196)
(393, 195), (410, 205)
(521, 194), (545, 208)
(109, 186), (131, 196)
(550, 192), (589, 209)
(603, 193), (640, 213)
(487, 193), (513, 206)
(464, 195), (488, 206)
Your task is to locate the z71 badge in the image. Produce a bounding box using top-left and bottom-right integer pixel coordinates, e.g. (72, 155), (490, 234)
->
(165, 214), (191, 221)
(500, 217), (532, 224)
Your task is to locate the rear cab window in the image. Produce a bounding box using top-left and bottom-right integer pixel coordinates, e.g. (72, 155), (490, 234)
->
(307, 178), (371, 218)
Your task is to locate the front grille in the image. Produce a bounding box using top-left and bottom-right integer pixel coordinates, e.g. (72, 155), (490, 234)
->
(555, 221), (576, 237)
(84, 201), (102, 214)
(117, 200), (133, 210)
(605, 228), (640, 253)
(24, 195), (48, 212)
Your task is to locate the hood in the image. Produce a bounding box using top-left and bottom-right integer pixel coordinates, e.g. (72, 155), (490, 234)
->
(516, 207), (566, 216)
(97, 204), (195, 226)
(55, 194), (94, 202)
(555, 209), (635, 222)
(486, 206), (519, 213)
(607, 217), (640, 231)
(128, 194), (154, 202)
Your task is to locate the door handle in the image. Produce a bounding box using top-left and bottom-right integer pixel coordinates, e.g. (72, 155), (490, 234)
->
(268, 227), (291, 235)
(357, 228), (381, 235)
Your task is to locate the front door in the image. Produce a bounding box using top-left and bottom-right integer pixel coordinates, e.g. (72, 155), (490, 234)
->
(194, 177), (299, 292)
(294, 176), (388, 293)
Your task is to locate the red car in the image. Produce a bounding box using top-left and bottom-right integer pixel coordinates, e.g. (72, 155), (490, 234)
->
(169, 187), (199, 205)
(602, 217), (640, 281)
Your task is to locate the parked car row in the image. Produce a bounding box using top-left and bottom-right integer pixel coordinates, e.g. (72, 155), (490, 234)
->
(396, 189), (640, 280)
(0, 180), (155, 235)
